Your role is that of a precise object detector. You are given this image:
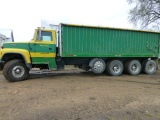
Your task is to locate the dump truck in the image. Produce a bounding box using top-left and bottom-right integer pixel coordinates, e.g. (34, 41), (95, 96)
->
(0, 23), (160, 82)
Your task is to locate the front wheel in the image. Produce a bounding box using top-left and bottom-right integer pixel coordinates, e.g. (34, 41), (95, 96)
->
(3, 60), (29, 82)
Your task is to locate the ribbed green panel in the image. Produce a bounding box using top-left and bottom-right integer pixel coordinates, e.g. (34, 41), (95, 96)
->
(61, 25), (160, 57)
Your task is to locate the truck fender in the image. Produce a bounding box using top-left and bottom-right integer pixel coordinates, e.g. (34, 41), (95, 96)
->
(1, 49), (31, 68)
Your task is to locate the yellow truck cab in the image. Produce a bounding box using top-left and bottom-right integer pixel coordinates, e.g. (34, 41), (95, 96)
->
(0, 28), (57, 82)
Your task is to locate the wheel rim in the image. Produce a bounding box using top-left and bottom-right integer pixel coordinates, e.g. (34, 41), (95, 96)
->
(12, 66), (25, 78)
(94, 61), (104, 72)
(148, 63), (155, 72)
(113, 64), (121, 73)
(131, 64), (139, 73)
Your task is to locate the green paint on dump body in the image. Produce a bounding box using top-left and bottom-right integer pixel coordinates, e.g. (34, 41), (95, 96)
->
(61, 24), (160, 58)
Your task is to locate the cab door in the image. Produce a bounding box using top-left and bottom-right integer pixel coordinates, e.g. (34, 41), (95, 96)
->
(32, 30), (57, 69)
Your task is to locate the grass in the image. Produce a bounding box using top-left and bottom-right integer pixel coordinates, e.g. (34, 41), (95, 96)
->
(146, 113), (152, 117)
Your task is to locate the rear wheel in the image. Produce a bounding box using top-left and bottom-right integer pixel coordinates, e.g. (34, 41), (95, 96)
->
(91, 59), (106, 74)
(3, 60), (29, 82)
(125, 60), (141, 75)
(143, 60), (156, 74)
(106, 60), (123, 76)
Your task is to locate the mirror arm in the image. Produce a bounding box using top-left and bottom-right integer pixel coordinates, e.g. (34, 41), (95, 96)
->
(37, 27), (42, 40)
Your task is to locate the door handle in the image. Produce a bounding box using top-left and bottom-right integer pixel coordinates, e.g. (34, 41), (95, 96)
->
(49, 48), (52, 50)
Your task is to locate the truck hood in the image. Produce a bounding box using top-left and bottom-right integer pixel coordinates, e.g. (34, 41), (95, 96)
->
(2, 42), (31, 50)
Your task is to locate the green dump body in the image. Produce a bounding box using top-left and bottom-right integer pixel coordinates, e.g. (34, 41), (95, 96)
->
(61, 24), (160, 58)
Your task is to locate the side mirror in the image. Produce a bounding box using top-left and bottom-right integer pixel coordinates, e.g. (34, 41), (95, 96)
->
(37, 36), (43, 41)
(37, 27), (42, 41)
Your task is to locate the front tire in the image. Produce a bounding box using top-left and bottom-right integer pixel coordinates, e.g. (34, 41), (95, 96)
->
(3, 60), (29, 82)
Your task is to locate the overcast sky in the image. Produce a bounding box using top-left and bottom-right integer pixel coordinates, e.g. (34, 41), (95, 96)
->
(0, 0), (132, 41)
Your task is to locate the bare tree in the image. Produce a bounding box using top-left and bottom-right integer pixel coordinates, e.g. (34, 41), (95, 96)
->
(128, 0), (160, 29)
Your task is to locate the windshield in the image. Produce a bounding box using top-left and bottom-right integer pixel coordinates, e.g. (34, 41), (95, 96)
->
(37, 31), (52, 41)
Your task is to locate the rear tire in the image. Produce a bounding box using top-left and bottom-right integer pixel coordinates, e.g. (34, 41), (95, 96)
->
(3, 60), (29, 82)
(143, 60), (156, 74)
(125, 60), (141, 75)
(106, 60), (123, 76)
(91, 59), (106, 74)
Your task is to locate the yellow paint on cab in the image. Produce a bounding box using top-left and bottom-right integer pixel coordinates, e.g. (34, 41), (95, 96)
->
(33, 29), (56, 44)
(30, 52), (56, 57)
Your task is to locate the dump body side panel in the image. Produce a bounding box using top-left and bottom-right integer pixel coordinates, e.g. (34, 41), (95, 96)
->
(61, 24), (160, 58)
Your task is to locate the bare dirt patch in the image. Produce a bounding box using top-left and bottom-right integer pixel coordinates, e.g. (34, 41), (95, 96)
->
(0, 66), (160, 120)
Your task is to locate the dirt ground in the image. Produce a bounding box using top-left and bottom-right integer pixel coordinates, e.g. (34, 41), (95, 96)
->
(0, 66), (160, 120)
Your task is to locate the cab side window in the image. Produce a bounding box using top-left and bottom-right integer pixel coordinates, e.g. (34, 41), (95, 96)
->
(37, 31), (52, 41)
